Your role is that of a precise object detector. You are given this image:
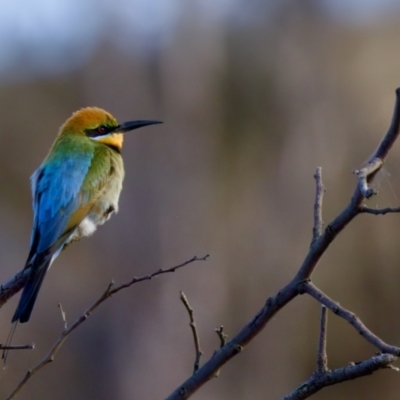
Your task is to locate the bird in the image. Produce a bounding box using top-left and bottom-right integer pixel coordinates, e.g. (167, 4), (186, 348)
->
(11, 107), (162, 324)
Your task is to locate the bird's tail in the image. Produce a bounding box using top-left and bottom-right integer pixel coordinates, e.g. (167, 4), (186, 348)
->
(12, 257), (52, 324)
(3, 253), (55, 363)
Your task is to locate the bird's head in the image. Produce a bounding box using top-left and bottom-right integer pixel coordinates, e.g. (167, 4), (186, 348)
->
(60, 107), (161, 151)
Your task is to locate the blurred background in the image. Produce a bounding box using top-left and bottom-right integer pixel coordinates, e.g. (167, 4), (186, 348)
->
(1, 0), (400, 399)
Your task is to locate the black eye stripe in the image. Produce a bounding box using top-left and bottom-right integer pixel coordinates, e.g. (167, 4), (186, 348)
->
(85, 125), (117, 138)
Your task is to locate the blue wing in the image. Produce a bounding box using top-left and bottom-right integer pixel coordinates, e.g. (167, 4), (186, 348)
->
(28, 149), (94, 259)
(13, 145), (95, 323)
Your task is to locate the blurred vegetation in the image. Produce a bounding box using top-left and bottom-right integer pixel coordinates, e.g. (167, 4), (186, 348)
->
(1, 1), (400, 399)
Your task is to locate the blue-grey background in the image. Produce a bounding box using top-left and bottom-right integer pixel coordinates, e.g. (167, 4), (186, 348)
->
(1, 0), (400, 399)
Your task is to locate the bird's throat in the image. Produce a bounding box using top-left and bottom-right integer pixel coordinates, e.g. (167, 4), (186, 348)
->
(97, 133), (123, 152)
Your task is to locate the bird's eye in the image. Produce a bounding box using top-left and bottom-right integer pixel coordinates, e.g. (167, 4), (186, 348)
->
(97, 126), (106, 134)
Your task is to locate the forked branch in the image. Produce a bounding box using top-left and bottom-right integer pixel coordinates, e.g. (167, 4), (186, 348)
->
(166, 89), (400, 400)
(7, 255), (209, 400)
(281, 353), (397, 400)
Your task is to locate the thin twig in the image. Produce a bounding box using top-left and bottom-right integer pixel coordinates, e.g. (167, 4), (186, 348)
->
(312, 167), (324, 243)
(359, 206), (400, 215)
(7, 255), (209, 400)
(0, 344), (34, 351)
(215, 326), (227, 349)
(109, 255), (209, 295)
(58, 304), (67, 330)
(316, 306), (328, 373)
(280, 353), (397, 400)
(180, 291), (203, 373)
(302, 281), (400, 356)
(213, 326), (228, 378)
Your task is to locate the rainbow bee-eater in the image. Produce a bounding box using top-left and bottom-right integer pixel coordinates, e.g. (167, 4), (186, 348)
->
(12, 107), (161, 324)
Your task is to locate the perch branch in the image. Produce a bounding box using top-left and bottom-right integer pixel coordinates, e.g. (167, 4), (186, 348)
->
(0, 268), (31, 308)
(7, 255), (209, 400)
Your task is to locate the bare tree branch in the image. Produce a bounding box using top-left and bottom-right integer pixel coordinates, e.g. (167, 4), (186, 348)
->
(316, 306), (328, 374)
(58, 304), (67, 330)
(165, 89), (400, 400)
(180, 291), (203, 373)
(282, 298), (398, 400)
(0, 269), (30, 308)
(302, 281), (400, 356)
(280, 354), (398, 400)
(7, 255), (209, 400)
(312, 167), (324, 243)
(213, 326), (228, 378)
(0, 344), (34, 351)
(353, 160), (381, 199)
(359, 205), (400, 215)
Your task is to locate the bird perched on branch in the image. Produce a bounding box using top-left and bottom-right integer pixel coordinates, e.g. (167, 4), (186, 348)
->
(12, 107), (162, 324)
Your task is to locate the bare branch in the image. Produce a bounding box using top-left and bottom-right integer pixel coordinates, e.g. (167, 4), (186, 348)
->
(371, 88), (400, 161)
(352, 87), (400, 197)
(8, 255), (208, 400)
(213, 326), (228, 378)
(316, 306), (328, 373)
(0, 344), (34, 351)
(280, 353), (397, 400)
(0, 268), (30, 308)
(353, 159), (382, 199)
(302, 281), (400, 356)
(296, 89), (400, 281)
(0, 255), (210, 312)
(109, 255), (209, 295)
(215, 326), (227, 349)
(180, 291), (203, 373)
(312, 167), (324, 243)
(58, 304), (67, 330)
(166, 283), (298, 400)
(359, 206), (400, 215)
(166, 89), (400, 400)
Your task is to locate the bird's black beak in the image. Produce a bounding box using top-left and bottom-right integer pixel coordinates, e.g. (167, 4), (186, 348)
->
(117, 120), (162, 133)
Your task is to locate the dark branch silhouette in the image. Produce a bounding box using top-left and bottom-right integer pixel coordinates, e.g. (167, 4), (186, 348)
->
(312, 167), (324, 243)
(280, 354), (397, 400)
(165, 89), (400, 400)
(7, 255), (209, 400)
(0, 269), (30, 309)
(359, 205), (400, 215)
(302, 281), (400, 356)
(316, 306), (328, 374)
